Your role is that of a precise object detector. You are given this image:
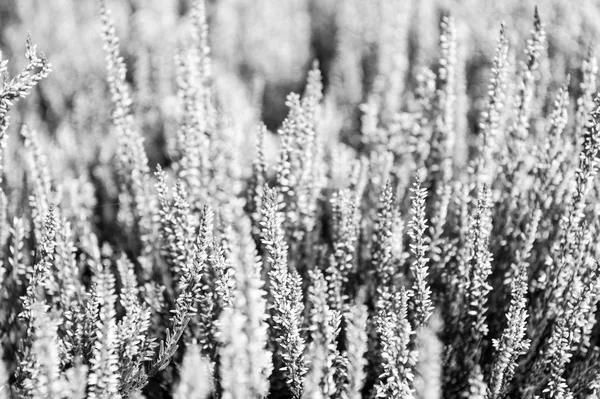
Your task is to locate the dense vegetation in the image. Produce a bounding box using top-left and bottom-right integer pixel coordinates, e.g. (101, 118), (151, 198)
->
(1, 0), (600, 398)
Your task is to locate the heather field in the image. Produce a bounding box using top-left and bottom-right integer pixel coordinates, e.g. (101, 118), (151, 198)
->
(2, 0), (600, 398)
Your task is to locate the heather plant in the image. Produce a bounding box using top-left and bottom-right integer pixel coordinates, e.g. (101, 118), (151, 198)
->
(3, 1), (600, 399)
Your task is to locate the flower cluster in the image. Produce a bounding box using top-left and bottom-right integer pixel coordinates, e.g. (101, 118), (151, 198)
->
(0, 1), (600, 399)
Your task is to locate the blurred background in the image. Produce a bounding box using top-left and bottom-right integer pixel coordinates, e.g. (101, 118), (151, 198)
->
(1, 0), (600, 179)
